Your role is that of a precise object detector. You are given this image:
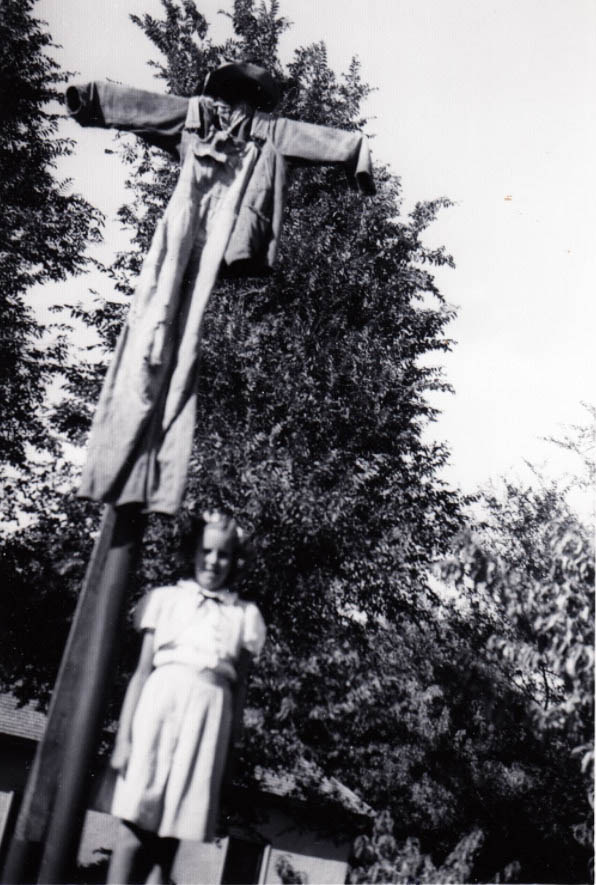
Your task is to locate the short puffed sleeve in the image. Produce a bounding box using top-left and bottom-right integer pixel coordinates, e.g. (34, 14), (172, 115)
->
(242, 603), (266, 658)
(133, 586), (169, 632)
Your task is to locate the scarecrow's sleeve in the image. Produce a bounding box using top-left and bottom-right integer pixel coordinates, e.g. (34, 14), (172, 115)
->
(65, 81), (189, 157)
(251, 111), (375, 195)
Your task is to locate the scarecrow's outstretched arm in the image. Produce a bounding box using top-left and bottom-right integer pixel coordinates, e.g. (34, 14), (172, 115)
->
(251, 110), (375, 194)
(66, 81), (189, 157)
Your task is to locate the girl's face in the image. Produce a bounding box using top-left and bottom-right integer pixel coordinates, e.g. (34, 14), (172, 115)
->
(194, 525), (236, 591)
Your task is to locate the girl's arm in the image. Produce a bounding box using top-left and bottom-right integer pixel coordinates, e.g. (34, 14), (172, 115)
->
(230, 648), (252, 749)
(223, 604), (266, 785)
(110, 629), (154, 773)
(222, 648), (252, 791)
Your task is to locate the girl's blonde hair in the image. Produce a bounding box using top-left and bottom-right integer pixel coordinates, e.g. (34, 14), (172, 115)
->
(182, 510), (250, 583)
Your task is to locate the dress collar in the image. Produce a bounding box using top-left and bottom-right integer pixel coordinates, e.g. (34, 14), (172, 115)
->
(201, 588), (238, 605)
(179, 578), (239, 605)
(194, 581), (238, 606)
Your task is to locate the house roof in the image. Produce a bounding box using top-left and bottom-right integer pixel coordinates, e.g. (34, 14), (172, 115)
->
(254, 765), (373, 818)
(0, 692), (373, 822)
(0, 692), (46, 743)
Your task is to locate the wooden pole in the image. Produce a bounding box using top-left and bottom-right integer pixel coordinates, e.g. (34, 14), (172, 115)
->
(1, 504), (146, 884)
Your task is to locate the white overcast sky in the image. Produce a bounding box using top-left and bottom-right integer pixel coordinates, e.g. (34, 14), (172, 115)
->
(35, 0), (596, 511)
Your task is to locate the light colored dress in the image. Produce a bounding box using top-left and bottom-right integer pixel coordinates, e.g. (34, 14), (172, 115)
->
(110, 579), (266, 841)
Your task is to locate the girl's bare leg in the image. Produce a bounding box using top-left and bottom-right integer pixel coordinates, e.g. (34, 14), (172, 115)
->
(106, 821), (155, 884)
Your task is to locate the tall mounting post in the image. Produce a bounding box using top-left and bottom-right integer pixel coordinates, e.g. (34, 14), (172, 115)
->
(2, 504), (146, 884)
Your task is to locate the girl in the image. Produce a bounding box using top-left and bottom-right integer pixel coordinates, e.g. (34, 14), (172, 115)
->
(106, 511), (266, 885)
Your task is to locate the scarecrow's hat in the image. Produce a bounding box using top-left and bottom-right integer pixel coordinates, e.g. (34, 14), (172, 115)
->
(203, 62), (280, 111)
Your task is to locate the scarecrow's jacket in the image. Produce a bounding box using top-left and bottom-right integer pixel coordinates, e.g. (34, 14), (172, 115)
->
(67, 81), (375, 276)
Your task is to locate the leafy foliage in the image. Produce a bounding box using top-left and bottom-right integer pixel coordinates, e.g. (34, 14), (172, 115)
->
(351, 811), (494, 885)
(436, 475), (594, 882)
(0, 0), (103, 465)
(445, 482), (594, 774)
(0, 458), (99, 707)
(343, 463), (593, 883)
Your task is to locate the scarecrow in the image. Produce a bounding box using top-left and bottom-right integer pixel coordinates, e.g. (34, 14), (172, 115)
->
(66, 63), (375, 514)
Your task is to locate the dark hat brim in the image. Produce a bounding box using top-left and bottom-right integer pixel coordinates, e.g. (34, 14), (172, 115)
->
(203, 62), (279, 111)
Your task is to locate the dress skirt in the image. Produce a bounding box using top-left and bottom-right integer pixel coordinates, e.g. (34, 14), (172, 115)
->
(111, 664), (233, 841)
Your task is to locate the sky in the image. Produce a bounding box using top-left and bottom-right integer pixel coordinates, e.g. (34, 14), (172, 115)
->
(35, 0), (596, 511)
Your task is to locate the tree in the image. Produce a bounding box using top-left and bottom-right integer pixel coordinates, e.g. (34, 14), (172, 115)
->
(436, 474), (594, 882)
(542, 402), (596, 523)
(346, 461), (593, 883)
(0, 0), (103, 466)
(59, 0), (464, 813)
(351, 813), (492, 885)
(0, 458), (98, 707)
(3, 0), (462, 813)
(2, 4), (593, 882)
